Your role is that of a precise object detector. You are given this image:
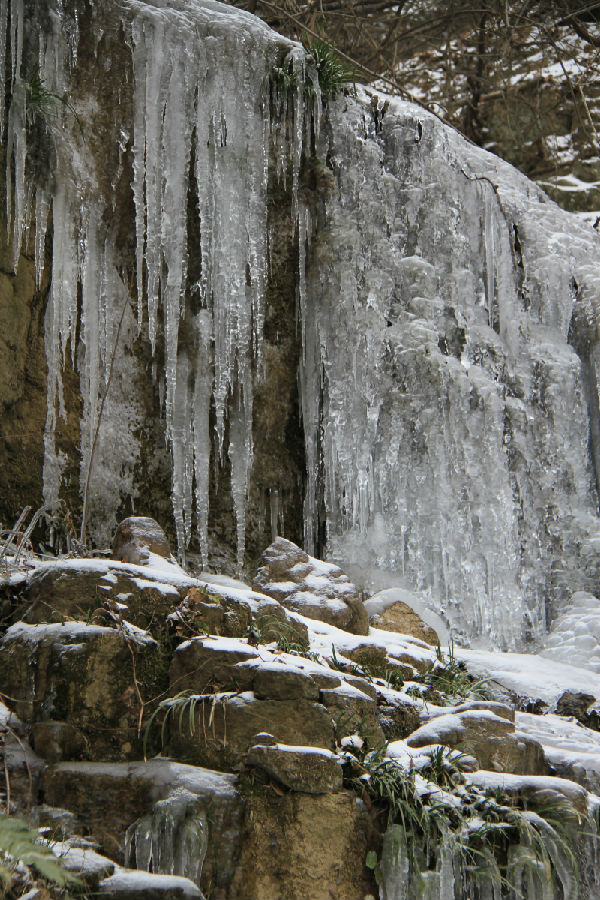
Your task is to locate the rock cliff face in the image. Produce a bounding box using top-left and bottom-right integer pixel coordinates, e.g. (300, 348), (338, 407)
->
(2, 0), (600, 654)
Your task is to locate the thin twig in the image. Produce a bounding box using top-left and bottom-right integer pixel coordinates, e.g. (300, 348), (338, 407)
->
(12, 505), (47, 568)
(0, 507), (31, 570)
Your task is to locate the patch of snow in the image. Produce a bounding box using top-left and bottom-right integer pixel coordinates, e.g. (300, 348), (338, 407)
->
(406, 708), (508, 746)
(3, 621), (116, 643)
(131, 577), (179, 596)
(517, 711), (600, 786)
(52, 759), (238, 797)
(466, 770), (588, 808)
(99, 867), (202, 897)
(50, 842), (115, 876)
(457, 646), (600, 705)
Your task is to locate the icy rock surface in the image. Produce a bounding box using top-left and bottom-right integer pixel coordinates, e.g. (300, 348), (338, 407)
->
(5, 1), (600, 648)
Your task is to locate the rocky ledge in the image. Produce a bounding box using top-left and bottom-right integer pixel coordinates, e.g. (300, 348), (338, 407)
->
(2, 518), (600, 899)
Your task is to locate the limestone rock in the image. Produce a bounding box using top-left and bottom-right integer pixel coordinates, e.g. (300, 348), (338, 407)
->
(467, 771), (589, 818)
(169, 637), (259, 694)
(112, 517), (171, 565)
(43, 760), (242, 896)
(366, 600), (439, 646)
(246, 743), (343, 793)
(31, 720), (87, 763)
(169, 585), (304, 643)
(252, 665), (322, 701)
(22, 561), (184, 639)
(0, 622), (163, 760)
(346, 643), (389, 678)
(555, 690), (600, 730)
(50, 842), (116, 887)
(319, 683), (384, 747)
(229, 790), (373, 900)
(407, 707), (547, 775)
(253, 537), (368, 635)
(167, 692), (335, 770)
(377, 699), (421, 741)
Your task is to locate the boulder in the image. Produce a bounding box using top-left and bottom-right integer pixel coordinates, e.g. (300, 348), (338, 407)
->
(112, 517), (171, 564)
(253, 537), (368, 635)
(22, 561), (184, 639)
(246, 743), (343, 793)
(407, 707), (547, 775)
(366, 600), (439, 646)
(0, 622), (163, 760)
(555, 690), (596, 724)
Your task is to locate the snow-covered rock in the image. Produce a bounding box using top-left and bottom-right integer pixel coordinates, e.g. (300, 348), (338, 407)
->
(253, 537), (369, 634)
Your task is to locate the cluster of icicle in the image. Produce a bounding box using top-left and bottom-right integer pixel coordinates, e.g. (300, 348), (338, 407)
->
(128, 1), (319, 566)
(4, 0), (320, 566)
(124, 790), (208, 887)
(378, 813), (600, 900)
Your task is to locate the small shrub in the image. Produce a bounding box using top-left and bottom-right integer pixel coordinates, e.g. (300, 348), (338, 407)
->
(303, 37), (358, 100)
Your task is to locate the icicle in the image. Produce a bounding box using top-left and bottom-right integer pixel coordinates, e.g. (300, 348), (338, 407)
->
(270, 488), (279, 541)
(0, 0), (8, 140)
(79, 208), (101, 494)
(124, 792), (208, 887)
(9, 0), (22, 88)
(192, 311), (213, 569)
(378, 825), (410, 900)
(34, 188), (49, 288)
(131, 21), (147, 331)
(229, 381), (251, 572)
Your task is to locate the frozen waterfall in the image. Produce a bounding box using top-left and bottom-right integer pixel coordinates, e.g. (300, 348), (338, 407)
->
(5, 0), (600, 647)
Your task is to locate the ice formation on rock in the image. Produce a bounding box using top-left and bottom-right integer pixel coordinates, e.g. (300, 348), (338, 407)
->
(5, 0), (600, 649)
(302, 88), (600, 647)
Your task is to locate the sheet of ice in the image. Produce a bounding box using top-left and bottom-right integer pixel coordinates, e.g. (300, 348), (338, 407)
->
(9, 1), (600, 652)
(302, 82), (600, 649)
